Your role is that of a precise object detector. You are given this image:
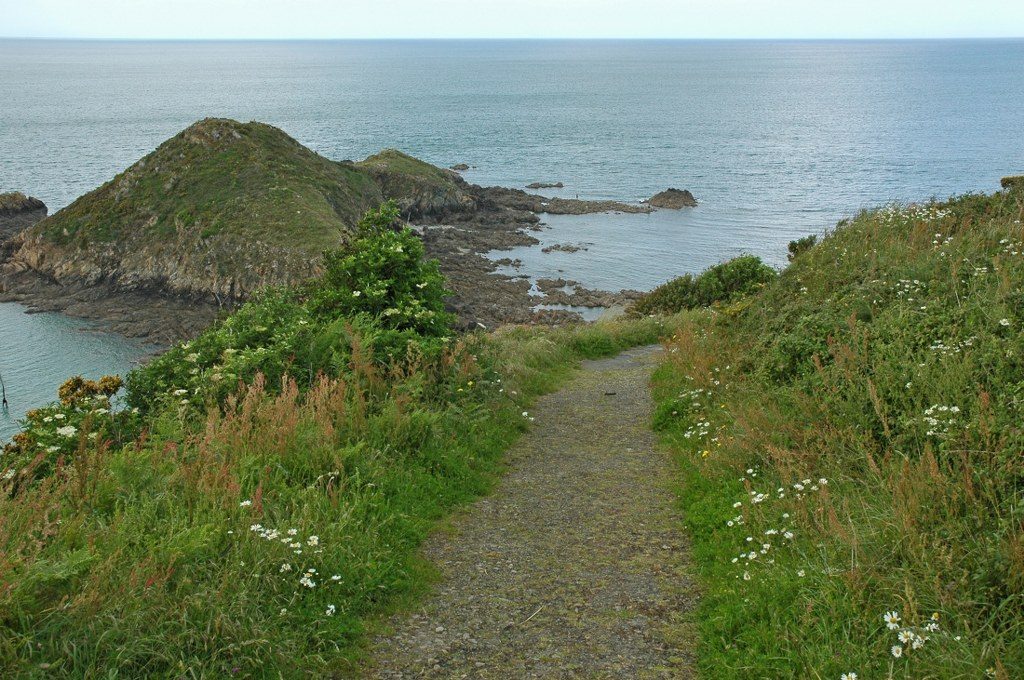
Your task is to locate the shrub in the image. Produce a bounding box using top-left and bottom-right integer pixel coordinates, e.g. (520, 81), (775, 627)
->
(126, 201), (455, 413)
(307, 200), (454, 355)
(629, 255), (777, 317)
(787, 234), (818, 260)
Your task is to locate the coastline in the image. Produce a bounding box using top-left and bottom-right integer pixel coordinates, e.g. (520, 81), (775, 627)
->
(0, 180), (660, 343)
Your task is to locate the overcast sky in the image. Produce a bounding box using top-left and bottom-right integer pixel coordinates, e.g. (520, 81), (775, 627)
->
(2, 0), (1023, 40)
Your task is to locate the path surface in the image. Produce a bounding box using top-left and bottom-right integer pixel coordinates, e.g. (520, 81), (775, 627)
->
(365, 346), (696, 679)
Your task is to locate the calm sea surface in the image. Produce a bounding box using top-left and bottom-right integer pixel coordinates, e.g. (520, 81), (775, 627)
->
(1, 39), (1023, 439)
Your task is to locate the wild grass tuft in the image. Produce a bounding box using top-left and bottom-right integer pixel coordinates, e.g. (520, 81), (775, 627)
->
(654, 188), (1024, 678)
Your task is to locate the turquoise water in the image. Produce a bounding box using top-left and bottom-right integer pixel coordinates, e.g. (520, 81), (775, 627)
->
(0, 304), (153, 442)
(1, 38), (1023, 435)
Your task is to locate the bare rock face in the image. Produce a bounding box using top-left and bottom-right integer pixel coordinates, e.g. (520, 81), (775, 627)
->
(645, 188), (697, 209)
(0, 193), (47, 243)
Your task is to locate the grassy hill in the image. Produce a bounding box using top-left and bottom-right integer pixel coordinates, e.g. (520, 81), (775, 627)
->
(650, 184), (1024, 677)
(355, 148), (475, 220)
(13, 119), (385, 300)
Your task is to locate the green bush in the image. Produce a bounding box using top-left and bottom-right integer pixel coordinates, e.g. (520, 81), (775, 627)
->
(629, 255), (777, 317)
(787, 234), (818, 261)
(126, 201), (455, 413)
(307, 200), (454, 354)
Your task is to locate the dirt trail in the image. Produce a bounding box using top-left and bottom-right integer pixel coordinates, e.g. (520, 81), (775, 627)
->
(364, 346), (696, 678)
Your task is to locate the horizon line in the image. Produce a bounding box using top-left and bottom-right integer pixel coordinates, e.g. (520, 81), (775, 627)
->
(2, 35), (1024, 42)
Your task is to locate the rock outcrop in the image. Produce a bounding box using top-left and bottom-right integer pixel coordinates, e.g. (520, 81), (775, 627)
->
(1, 118), (659, 340)
(526, 181), (564, 189)
(645, 188), (698, 209)
(0, 192), (47, 242)
(357, 149), (476, 221)
(3, 119), (383, 307)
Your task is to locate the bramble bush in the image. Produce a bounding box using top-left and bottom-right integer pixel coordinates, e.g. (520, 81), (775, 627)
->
(628, 254), (776, 317)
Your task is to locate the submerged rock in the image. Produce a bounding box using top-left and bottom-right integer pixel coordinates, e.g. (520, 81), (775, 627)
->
(645, 188), (697, 209)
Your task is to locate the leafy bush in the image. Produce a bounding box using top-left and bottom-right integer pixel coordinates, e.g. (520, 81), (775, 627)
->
(307, 200), (454, 353)
(126, 201), (454, 413)
(1, 375), (140, 490)
(787, 234), (818, 260)
(629, 255), (777, 317)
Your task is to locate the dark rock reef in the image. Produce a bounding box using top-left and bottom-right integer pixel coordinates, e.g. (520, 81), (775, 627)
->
(645, 188), (698, 209)
(526, 181), (564, 189)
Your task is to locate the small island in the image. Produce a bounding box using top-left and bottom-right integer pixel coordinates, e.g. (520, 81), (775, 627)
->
(645, 188), (698, 208)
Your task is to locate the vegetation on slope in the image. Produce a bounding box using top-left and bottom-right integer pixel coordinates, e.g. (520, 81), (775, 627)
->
(355, 148), (475, 220)
(39, 119), (381, 248)
(629, 254), (776, 317)
(0, 202), (679, 677)
(653, 188), (1024, 678)
(14, 119), (384, 299)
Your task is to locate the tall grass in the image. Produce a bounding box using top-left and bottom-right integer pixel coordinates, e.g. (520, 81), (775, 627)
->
(653, 189), (1024, 678)
(0, 314), (674, 677)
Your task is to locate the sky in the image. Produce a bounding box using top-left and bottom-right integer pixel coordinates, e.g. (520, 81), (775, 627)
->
(1, 0), (1023, 40)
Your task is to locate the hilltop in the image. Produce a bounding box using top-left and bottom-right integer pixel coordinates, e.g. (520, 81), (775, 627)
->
(9, 119), (383, 303)
(0, 119), (660, 341)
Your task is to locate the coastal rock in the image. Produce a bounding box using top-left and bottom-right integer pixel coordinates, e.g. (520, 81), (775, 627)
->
(474, 186), (652, 216)
(0, 192), (47, 243)
(357, 149), (477, 221)
(645, 188), (697, 209)
(526, 181), (564, 189)
(450, 163), (470, 171)
(1, 119), (657, 340)
(541, 243), (587, 254)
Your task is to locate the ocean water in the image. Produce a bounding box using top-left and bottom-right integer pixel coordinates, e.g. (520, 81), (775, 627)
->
(0, 304), (153, 441)
(1, 38), (1023, 440)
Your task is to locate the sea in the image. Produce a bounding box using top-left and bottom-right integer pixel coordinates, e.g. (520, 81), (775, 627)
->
(1, 38), (1023, 440)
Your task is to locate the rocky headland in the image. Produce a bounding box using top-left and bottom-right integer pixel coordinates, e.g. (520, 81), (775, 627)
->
(0, 192), (47, 242)
(0, 119), (660, 343)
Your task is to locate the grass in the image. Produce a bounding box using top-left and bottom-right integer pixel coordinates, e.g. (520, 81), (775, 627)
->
(651, 188), (1024, 678)
(38, 119), (383, 249)
(0, 312), (678, 678)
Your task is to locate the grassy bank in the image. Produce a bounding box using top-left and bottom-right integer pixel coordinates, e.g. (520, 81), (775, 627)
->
(0, 203), (678, 677)
(651, 189), (1024, 678)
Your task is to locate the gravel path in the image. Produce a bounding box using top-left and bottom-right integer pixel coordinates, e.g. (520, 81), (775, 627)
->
(362, 345), (696, 679)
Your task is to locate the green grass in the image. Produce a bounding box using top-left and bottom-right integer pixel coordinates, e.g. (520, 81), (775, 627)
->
(652, 188), (1024, 679)
(0, 311), (678, 678)
(38, 119), (382, 249)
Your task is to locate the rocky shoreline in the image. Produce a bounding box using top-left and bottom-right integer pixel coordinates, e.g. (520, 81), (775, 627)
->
(0, 126), (692, 343)
(0, 180), (663, 342)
